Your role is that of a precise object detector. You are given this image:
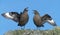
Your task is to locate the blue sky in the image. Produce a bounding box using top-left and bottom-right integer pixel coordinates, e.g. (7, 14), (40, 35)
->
(0, 0), (60, 35)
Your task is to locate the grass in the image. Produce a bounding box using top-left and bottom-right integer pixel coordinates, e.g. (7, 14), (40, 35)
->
(4, 26), (60, 35)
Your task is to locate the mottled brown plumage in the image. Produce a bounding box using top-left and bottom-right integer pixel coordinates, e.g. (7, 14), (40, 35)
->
(1, 7), (29, 29)
(18, 7), (29, 27)
(33, 10), (57, 28)
(33, 10), (44, 27)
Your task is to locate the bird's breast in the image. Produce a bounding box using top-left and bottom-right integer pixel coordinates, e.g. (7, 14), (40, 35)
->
(34, 16), (43, 24)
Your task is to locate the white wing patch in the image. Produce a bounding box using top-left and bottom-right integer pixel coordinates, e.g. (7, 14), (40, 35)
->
(5, 13), (14, 19)
(47, 19), (55, 23)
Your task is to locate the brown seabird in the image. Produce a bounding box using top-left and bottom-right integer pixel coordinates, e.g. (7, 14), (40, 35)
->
(33, 10), (57, 29)
(1, 7), (29, 29)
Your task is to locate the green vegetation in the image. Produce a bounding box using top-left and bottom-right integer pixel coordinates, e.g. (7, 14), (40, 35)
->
(4, 27), (60, 35)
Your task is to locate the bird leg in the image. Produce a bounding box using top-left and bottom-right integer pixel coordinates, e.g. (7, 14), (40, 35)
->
(21, 26), (25, 30)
